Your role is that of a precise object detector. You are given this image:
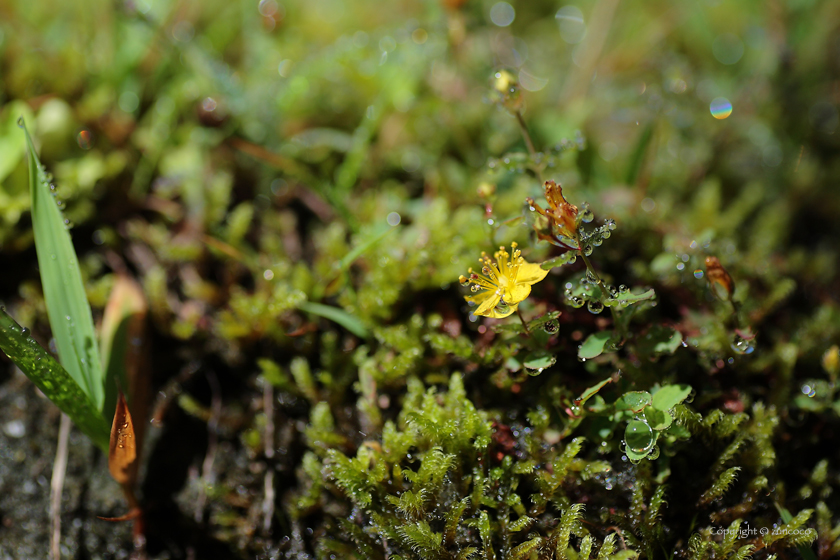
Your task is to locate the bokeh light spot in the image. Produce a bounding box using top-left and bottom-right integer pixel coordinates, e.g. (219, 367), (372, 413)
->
(710, 97), (733, 119)
(556, 6), (586, 44)
(118, 91), (139, 113)
(490, 2), (515, 27)
(518, 68), (548, 92)
(77, 129), (93, 150)
(712, 33), (744, 65)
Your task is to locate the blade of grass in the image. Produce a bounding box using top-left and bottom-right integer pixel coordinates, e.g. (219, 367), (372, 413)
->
(625, 123), (654, 186)
(775, 503), (818, 560)
(23, 121), (104, 411)
(298, 301), (369, 338)
(0, 308), (109, 450)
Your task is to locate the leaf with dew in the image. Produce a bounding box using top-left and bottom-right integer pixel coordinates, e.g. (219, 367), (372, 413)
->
(23, 121), (104, 411)
(0, 308), (109, 450)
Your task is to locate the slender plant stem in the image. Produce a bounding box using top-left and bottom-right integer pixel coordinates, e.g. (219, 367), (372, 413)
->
(515, 110), (536, 156)
(514, 110), (545, 184)
(50, 413), (71, 560)
(578, 247), (621, 329)
(515, 307), (531, 336)
(262, 381), (276, 534)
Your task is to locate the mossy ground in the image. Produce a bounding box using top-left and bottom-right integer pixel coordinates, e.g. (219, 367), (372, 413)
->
(1, 0), (840, 559)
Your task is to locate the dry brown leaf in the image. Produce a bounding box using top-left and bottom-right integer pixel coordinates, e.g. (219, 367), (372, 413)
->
(109, 392), (137, 486)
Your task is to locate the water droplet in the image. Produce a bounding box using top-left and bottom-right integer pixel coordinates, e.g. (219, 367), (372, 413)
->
(20, 327), (30, 337)
(17, 117), (25, 128)
(567, 254), (577, 264)
(543, 319), (559, 334)
(731, 333), (756, 355)
(583, 245), (593, 256)
(606, 219), (616, 231)
(586, 269), (597, 283)
(619, 285), (628, 293)
(587, 300), (604, 314)
(601, 230), (611, 239)
(567, 294), (585, 308)
(624, 419), (655, 454)
(50, 254), (56, 260)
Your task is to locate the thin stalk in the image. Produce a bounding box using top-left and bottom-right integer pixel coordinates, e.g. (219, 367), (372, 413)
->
(262, 381), (276, 534)
(578, 248), (621, 328)
(514, 110), (545, 184)
(515, 110), (536, 156)
(50, 413), (72, 560)
(515, 307), (531, 336)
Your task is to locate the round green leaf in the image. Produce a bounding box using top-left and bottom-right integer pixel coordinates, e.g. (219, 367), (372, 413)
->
(652, 384), (692, 410)
(615, 391), (652, 413)
(643, 406), (673, 431)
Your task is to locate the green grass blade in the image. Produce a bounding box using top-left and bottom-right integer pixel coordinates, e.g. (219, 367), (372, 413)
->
(0, 309), (109, 451)
(625, 123), (654, 186)
(775, 504), (818, 560)
(22, 121), (104, 411)
(298, 301), (369, 338)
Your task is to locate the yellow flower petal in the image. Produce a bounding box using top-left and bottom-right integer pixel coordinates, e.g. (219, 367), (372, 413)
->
(515, 262), (549, 286)
(506, 283), (531, 305)
(484, 302), (517, 319)
(468, 290), (501, 317)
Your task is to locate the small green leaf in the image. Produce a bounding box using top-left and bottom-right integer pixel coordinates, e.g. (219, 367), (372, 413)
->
(541, 252), (578, 271)
(578, 331), (615, 360)
(637, 326), (683, 359)
(23, 122), (104, 410)
(576, 377), (613, 406)
(615, 391), (652, 413)
(523, 351), (556, 373)
(606, 288), (656, 307)
(643, 407), (673, 431)
(652, 384), (693, 410)
(0, 309), (109, 450)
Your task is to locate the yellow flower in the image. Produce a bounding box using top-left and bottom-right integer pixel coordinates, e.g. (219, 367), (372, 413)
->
(459, 243), (549, 318)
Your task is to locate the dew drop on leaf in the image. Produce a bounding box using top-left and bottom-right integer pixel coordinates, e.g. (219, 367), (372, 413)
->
(624, 419), (655, 454)
(587, 300), (604, 314)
